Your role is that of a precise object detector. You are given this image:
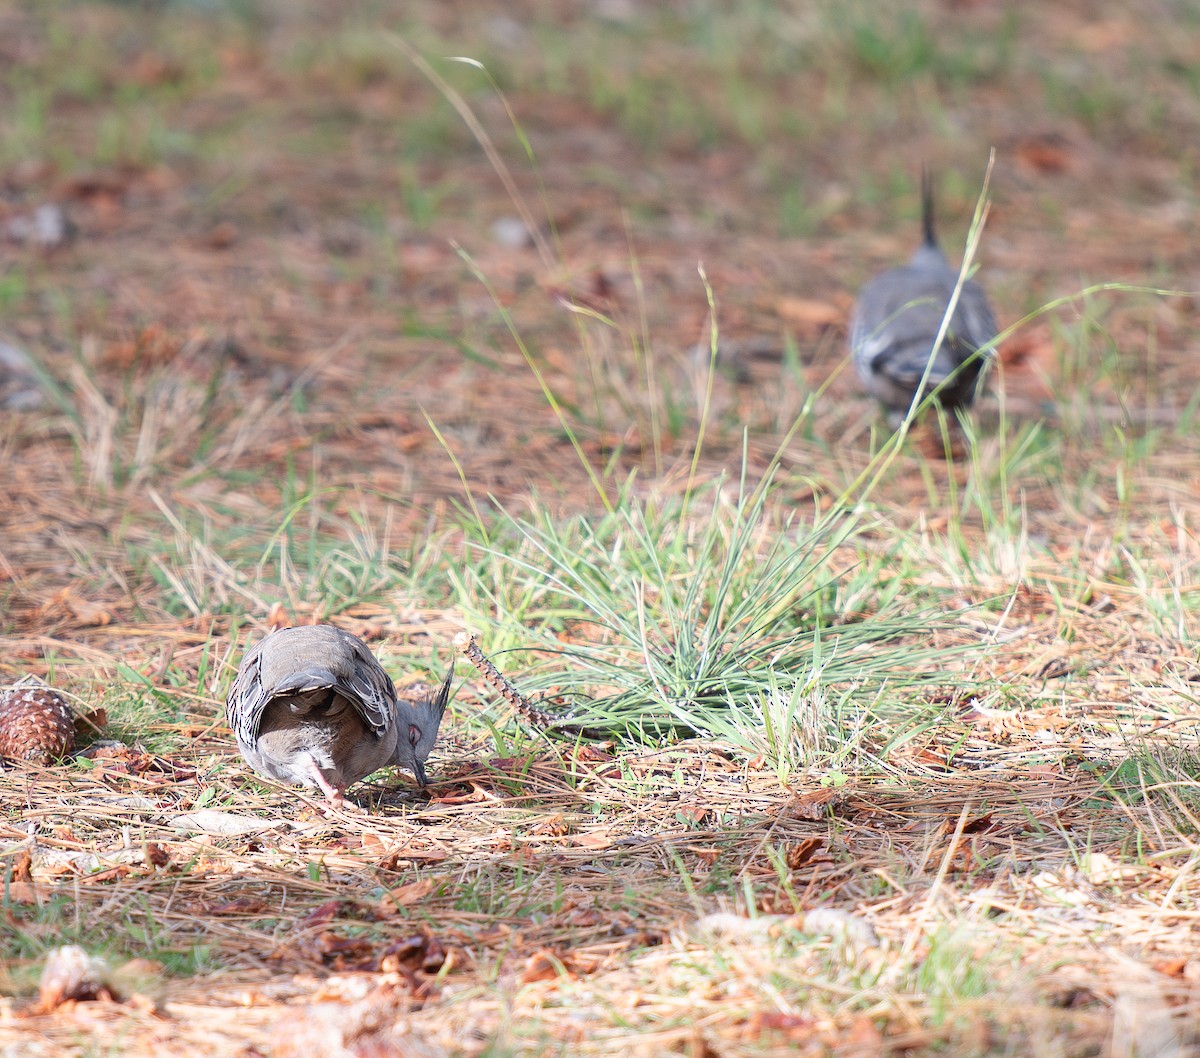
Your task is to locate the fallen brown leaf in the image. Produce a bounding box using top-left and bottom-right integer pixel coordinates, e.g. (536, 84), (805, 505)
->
(785, 837), (824, 871)
(519, 949), (575, 986)
(377, 931), (446, 975)
(360, 830), (389, 857)
(74, 708), (107, 737)
(531, 813), (571, 837)
(1153, 957), (1189, 978)
(380, 879), (439, 913)
(787, 787), (848, 819)
(11, 846), (32, 882)
(743, 1010), (815, 1042)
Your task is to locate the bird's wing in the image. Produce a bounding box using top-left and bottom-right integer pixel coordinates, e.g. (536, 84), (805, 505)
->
(226, 636), (269, 749)
(853, 269), (996, 385)
(228, 626), (398, 743)
(332, 634), (397, 738)
(953, 281), (998, 353)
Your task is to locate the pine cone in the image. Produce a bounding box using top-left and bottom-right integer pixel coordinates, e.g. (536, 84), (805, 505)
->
(0, 686), (75, 764)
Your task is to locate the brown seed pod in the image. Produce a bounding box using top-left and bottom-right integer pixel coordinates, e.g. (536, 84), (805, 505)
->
(453, 631), (604, 739)
(0, 685), (76, 764)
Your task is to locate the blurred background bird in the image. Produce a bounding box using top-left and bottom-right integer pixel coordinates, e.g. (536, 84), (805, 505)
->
(227, 624), (452, 808)
(849, 170), (998, 429)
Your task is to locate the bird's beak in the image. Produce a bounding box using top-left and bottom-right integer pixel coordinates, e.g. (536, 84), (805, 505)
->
(414, 760), (427, 788)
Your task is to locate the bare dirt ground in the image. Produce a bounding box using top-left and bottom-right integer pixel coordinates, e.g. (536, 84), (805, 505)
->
(5, 2), (1200, 1055)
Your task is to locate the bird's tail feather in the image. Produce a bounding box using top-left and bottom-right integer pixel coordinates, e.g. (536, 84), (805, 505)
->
(921, 165), (937, 249)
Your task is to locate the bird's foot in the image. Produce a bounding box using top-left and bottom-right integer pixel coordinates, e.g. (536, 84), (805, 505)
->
(307, 762), (346, 810)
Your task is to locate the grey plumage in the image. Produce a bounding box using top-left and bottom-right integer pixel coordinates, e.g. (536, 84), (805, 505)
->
(226, 624), (452, 806)
(850, 171), (998, 426)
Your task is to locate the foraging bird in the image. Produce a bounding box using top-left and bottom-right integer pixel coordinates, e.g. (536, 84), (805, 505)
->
(850, 171), (998, 427)
(226, 624), (452, 807)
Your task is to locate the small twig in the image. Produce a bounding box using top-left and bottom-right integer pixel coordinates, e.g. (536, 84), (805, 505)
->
(453, 632), (603, 739)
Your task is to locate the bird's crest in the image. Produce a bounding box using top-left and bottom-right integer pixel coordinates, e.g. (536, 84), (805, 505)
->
(410, 664), (454, 763)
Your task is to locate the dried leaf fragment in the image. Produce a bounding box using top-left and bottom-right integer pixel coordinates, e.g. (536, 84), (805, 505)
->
(143, 842), (170, 869)
(380, 879), (439, 912)
(67, 596), (114, 627)
(531, 813), (571, 838)
(377, 931), (446, 974)
(519, 949), (576, 985)
(74, 707), (108, 738)
(785, 837), (824, 871)
(11, 847), (32, 882)
(786, 786), (848, 819)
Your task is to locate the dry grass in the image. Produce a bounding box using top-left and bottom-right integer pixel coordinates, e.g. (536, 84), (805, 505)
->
(5, 710), (1200, 1055)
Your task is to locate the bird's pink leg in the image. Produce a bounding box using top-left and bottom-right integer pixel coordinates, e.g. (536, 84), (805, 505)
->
(306, 760), (345, 808)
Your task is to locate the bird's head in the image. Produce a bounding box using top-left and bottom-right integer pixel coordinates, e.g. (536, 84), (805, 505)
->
(393, 664), (453, 787)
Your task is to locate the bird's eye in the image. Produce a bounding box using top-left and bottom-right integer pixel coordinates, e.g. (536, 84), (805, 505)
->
(409, 723), (420, 746)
